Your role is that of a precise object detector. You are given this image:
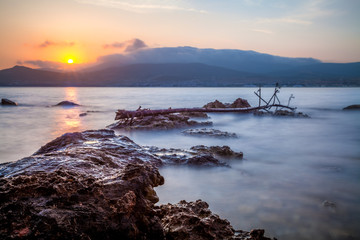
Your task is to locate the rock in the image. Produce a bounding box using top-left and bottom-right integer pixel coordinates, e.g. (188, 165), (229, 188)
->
(157, 200), (275, 240)
(0, 129), (165, 239)
(79, 112), (87, 117)
(187, 154), (229, 167)
(158, 199), (235, 240)
(203, 100), (226, 108)
(0, 129), (272, 239)
(54, 100), (80, 106)
(229, 98), (251, 108)
(1, 98), (18, 106)
(343, 104), (360, 110)
(190, 145), (243, 158)
(203, 98), (251, 109)
(183, 128), (238, 138)
(322, 200), (336, 209)
(180, 112), (209, 118)
(254, 110), (310, 118)
(108, 114), (212, 130)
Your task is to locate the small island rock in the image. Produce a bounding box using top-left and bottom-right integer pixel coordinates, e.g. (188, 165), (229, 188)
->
(343, 104), (360, 110)
(1, 98), (18, 106)
(54, 100), (80, 106)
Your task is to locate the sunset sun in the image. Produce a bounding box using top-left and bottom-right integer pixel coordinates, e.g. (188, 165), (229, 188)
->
(67, 59), (74, 64)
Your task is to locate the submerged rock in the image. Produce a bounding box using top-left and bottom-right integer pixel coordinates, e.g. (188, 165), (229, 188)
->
(254, 109), (310, 118)
(1, 98), (18, 106)
(183, 128), (238, 138)
(190, 145), (243, 158)
(54, 100), (80, 106)
(157, 200), (274, 240)
(343, 104), (360, 110)
(108, 114), (212, 130)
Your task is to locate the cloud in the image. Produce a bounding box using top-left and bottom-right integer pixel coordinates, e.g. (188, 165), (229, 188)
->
(257, 17), (312, 25)
(103, 38), (148, 52)
(76, 0), (207, 13)
(251, 29), (274, 34)
(38, 40), (75, 48)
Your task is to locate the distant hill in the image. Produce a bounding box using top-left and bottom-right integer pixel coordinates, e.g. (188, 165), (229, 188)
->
(1, 47), (359, 87)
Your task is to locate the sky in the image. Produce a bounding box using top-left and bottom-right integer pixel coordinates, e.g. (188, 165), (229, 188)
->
(0, 0), (359, 70)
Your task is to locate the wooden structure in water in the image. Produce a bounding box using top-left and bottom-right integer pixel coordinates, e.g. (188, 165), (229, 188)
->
(115, 85), (296, 121)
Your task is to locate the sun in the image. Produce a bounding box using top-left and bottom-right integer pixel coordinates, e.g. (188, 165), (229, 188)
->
(67, 59), (74, 64)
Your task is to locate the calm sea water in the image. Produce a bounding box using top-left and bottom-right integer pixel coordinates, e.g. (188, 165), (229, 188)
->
(1, 87), (360, 240)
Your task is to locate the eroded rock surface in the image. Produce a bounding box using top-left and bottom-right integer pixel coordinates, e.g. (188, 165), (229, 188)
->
(0, 129), (271, 240)
(183, 128), (238, 138)
(190, 145), (243, 158)
(0, 129), (165, 239)
(157, 200), (274, 240)
(108, 114), (212, 130)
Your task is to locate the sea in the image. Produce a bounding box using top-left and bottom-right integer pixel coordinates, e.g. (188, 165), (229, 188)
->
(1, 87), (360, 240)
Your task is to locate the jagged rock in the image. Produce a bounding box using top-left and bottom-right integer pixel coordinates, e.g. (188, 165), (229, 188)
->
(343, 104), (360, 110)
(54, 100), (80, 106)
(1, 98), (18, 106)
(157, 200), (274, 240)
(190, 145), (243, 158)
(254, 110), (310, 118)
(203, 100), (226, 108)
(157, 199), (235, 240)
(183, 128), (238, 138)
(0, 129), (273, 239)
(229, 98), (251, 108)
(203, 98), (251, 109)
(0, 129), (164, 239)
(187, 154), (228, 167)
(108, 114), (212, 130)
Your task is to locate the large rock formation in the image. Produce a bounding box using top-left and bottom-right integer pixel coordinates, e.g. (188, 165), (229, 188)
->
(0, 129), (164, 239)
(0, 129), (273, 239)
(108, 114), (212, 130)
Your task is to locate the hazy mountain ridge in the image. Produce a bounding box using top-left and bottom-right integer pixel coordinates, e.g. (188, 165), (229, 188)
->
(1, 47), (359, 87)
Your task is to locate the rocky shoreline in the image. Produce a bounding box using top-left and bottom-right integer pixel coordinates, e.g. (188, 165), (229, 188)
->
(0, 129), (274, 239)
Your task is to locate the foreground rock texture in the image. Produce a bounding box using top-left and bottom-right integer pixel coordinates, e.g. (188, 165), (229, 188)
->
(0, 129), (272, 239)
(0, 129), (164, 239)
(108, 113), (212, 130)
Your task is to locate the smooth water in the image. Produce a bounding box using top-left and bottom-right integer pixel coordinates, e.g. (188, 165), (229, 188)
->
(1, 87), (360, 240)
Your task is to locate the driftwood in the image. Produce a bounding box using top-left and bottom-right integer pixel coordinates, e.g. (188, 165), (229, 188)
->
(115, 104), (296, 120)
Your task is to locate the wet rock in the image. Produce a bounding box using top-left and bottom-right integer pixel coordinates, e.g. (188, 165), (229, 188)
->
(183, 128), (238, 138)
(79, 112), (87, 117)
(158, 199), (235, 240)
(54, 100), (80, 106)
(1, 98), (18, 106)
(157, 200), (274, 240)
(190, 145), (243, 158)
(108, 114), (212, 130)
(0, 129), (165, 239)
(187, 154), (228, 167)
(343, 104), (360, 110)
(254, 110), (310, 118)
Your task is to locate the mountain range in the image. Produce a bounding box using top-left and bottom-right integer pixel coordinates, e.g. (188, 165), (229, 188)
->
(1, 47), (359, 87)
